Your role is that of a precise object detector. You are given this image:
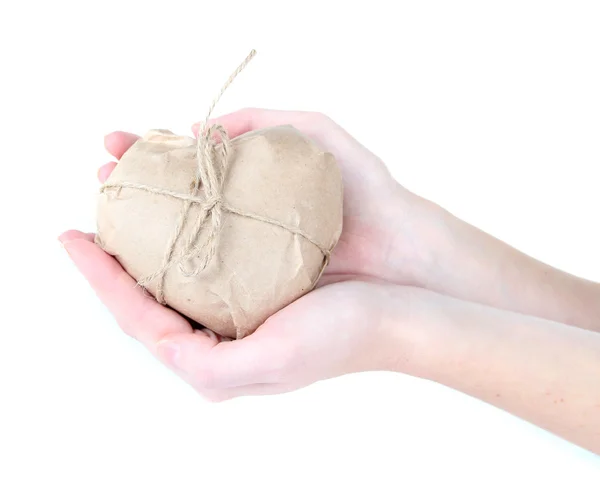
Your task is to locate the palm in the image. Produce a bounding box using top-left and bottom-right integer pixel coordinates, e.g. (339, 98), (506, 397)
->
(249, 279), (393, 386)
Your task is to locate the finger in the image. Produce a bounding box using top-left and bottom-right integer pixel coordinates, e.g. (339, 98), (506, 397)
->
(97, 161), (117, 183)
(192, 111), (252, 138)
(104, 131), (140, 160)
(192, 108), (317, 139)
(59, 230), (192, 346)
(58, 230), (96, 243)
(156, 330), (281, 389)
(190, 108), (364, 168)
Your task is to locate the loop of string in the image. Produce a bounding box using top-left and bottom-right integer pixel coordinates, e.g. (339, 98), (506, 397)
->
(100, 50), (331, 304)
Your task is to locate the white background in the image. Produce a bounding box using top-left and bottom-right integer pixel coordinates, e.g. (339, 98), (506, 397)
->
(1, 1), (599, 500)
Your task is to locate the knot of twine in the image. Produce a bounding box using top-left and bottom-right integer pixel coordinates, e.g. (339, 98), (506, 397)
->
(101, 50), (331, 304)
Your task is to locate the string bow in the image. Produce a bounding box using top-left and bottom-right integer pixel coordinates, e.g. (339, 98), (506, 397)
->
(139, 50), (256, 303)
(101, 49), (332, 306)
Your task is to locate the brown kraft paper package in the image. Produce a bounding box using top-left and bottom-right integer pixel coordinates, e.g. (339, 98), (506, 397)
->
(96, 125), (343, 339)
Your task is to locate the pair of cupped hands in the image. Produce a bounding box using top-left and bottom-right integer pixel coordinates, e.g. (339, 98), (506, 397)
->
(61, 108), (448, 401)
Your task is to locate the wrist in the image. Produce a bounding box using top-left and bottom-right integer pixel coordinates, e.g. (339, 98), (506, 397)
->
(382, 287), (471, 384)
(385, 187), (458, 290)
(401, 195), (600, 332)
(378, 285), (446, 379)
(388, 189), (509, 304)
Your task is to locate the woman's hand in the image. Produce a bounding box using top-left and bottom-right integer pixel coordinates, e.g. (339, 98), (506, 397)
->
(60, 109), (600, 453)
(191, 108), (438, 287)
(61, 114), (428, 401)
(205, 110), (600, 331)
(60, 227), (420, 401)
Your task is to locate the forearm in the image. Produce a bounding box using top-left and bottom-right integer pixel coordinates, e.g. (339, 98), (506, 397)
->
(408, 290), (600, 454)
(413, 200), (600, 332)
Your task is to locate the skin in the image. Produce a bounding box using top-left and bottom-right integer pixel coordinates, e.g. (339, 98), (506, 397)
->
(60, 109), (600, 454)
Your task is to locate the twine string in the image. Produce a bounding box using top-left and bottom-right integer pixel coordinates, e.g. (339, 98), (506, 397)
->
(100, 50), (331, 304)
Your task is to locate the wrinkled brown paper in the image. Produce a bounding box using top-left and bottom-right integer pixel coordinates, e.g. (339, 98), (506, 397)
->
(96, 125), (343, 338)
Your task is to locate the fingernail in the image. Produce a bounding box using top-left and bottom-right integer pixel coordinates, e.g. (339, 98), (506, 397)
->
(202, 328), (219, 342)
(157, 340), (181, 370)
(58, 232), (72, 244)
(58, 232), (78, 255)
